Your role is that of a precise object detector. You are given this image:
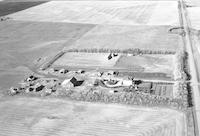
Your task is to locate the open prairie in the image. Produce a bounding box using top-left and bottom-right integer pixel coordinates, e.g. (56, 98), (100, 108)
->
(66, 25), (183, 52)
(0, 97), (187, 136)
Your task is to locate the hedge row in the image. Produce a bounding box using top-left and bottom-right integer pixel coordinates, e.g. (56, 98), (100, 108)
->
(66, 48), (175, 55)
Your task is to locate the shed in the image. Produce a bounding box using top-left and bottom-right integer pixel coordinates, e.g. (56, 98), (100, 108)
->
(59, 69), (69, 74)
(35, 85), (45, 92)
(108, 53), (112, 60)
(134, 80), (142, 85)
(76, 70), (85, 74)
(113, 53), (118, 57)
(26, 75), (38, 82)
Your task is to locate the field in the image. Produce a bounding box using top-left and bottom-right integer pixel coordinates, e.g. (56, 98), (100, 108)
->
(0, 1), (46, 16)
(115, 54), (174, 74)
(7, 1), (179, 26)
(188, 7), (200, 30)
(0, 97), (187, 136)
(0, 21), (94, 91)
(66, 25), (183, 52)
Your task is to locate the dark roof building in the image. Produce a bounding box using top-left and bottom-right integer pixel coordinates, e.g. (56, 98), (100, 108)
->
(108, 53), (112, 60)
(35, 85), (45, 92)
(70, 77), (84, 87)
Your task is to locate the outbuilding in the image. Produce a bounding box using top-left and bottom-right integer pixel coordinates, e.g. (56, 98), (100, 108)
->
(35, 85), (45, 92)
(108, 53), (112, 60)
(59, 69), (69, 74)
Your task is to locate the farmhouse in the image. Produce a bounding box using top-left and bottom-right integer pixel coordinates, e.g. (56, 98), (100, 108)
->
(70, 77), (84, 87)
(62, 77), (84, 88)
